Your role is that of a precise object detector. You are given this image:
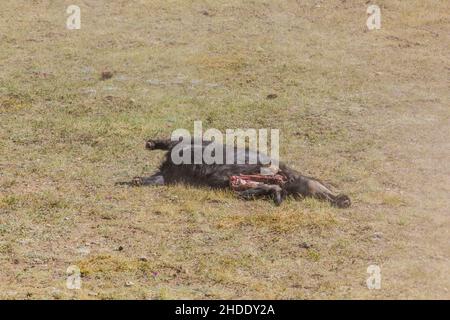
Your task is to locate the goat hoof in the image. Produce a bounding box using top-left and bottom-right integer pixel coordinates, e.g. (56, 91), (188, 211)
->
(273, 192), (283, 206)
(335, 194), (351, 208)
(131, 177), (143, 186)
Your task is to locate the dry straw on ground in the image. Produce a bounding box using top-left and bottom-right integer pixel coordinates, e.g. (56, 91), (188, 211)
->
(0, 0), (449, 299)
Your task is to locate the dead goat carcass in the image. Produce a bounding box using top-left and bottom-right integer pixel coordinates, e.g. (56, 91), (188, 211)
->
(121, 138), (351, 208)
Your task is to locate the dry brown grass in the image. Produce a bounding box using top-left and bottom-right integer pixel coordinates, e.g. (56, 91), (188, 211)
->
(0, 0), (449, 299)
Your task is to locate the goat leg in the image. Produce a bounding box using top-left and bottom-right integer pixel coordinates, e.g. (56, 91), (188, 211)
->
(236, 183), (284, 206)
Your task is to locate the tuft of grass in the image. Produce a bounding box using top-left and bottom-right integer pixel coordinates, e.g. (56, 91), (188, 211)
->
(0, 0), (448, 299)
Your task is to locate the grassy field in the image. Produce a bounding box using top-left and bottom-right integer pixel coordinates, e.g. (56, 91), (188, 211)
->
(0, 0), (449, 299)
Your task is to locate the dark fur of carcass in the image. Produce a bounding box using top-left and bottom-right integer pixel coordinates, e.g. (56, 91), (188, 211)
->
(121, 139), (350, 208)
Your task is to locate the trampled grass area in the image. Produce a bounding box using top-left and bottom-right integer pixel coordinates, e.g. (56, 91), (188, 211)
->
(0, 0), (449, 299)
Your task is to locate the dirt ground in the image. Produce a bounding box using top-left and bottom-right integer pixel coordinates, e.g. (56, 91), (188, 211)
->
(0, 0), (449, 299)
